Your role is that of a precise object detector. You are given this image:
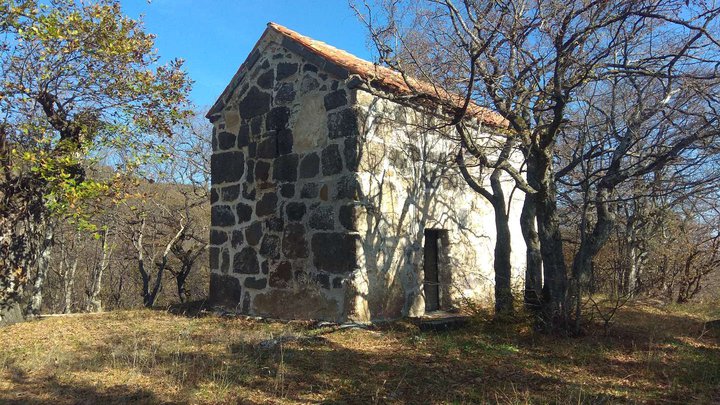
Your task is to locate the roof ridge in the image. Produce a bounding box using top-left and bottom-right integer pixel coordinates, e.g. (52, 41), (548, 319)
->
(208, 22), (507, 129)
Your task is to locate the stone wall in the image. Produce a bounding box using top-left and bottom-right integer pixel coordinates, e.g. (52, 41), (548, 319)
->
(208, 32), (527, 323)
(207, 36), (362, 321)
(350, 91), (527, 320)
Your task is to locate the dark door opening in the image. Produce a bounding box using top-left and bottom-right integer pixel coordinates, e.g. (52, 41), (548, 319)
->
(424, 229), (440, 312)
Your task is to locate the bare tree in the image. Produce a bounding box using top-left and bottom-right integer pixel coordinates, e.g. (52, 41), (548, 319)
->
(86, 226), (114, 312)
(354, 0), (720, 329)
(24, 221), (55, 316)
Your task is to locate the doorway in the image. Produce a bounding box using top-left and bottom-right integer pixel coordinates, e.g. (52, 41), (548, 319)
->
(424, 229), (441, 312)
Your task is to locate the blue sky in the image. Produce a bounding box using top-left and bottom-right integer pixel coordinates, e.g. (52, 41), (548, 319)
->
(121, 0), (372, 109)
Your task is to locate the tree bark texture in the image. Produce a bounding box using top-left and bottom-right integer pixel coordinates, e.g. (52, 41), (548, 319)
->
(520, 192), (543, 309)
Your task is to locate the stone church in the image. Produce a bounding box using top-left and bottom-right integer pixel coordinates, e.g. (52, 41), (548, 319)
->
(206, 22), (526, 322)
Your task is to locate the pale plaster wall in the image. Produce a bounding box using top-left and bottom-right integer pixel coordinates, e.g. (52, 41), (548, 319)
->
(348, 90), (527, 320)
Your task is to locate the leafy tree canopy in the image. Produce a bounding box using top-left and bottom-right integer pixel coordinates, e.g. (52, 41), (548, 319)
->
(0, 0), (192, 311)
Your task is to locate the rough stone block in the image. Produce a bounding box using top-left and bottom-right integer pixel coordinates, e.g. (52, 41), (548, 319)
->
(231, 230), (244, 248)
(248, 140), (257, 158)
(266, 106), (291, 130)
(324, 89), (347, 111)
(275, 83), (296, 104)
(300, 76), (320, 94)
(211, 151), (245, 185)
(236, 202), (253, 224)
(245, 222), (263, 246)
(221, 249), (230, 274)
(242, 291), (251, 313)
(324, 61), (350, 80)
(281, 36), (325, 67)
(256, 192), (278, 217)
(273, 153), (298, 183)
(266, 217), (284, 232)
(276, 62), (298, 81)
(259, 234), (281, 259)
(238, 122), (250, 147)
(344, 136), (358, 171)
(210, 230), (228, 246)
(282, 223), (308, 259)
(269, 261), (293, 288)
(250, 116), (263, 136)
(217, 131), (237, 150)
(257, 69), (274, 89)
(335, 175), (359, 199)
(221, 184), (240, 202)
(256, 137), (278, 159)
(313, 272), (331, 289)
(299, 153), (320, 178)
(327, 108), (358, 139)
(209, 246), (220, 270)
(277, 129), (293, 155)
(244, 276), (268, 290)
(339, 204), (357, 231)
(309, 205), (335, 230)
(209, 273), (242, 308)
(255, 160), (271, 182)
(280, 183), (295, 198)
(238, 86), (271, 118)
(286, 202), (306, 221)
(300, 182), (320, 199)
(233, 247), (259, 274)
(311, 233), (359, 274)
(320, 184), (328, 201)
(321, 144), (343, 176)
(245, 159), (255, 183)
(211, 205), (235, 227)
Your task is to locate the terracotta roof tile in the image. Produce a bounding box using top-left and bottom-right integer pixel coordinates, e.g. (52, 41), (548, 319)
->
(267, 23), (507, 129)
(208, 22), (507, 129)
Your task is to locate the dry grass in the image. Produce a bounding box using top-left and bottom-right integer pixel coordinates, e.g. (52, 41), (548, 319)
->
(0, 302), (718, 404)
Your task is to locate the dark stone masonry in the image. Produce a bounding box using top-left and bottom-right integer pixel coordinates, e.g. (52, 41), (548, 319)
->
(207, 37), (360, 320)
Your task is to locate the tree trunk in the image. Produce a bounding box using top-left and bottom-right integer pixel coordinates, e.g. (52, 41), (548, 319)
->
(520, 191), (543, 310)
(25, 224), (55, 316)
(528, 150), (568, 324)
(176, 264), (191, 303)
(570, 186), (616, 327)
(140, 220), (185, 308)
(86, 229), (113, 312)
(625, 243), (639, 296)
(490, 174), (514, 316)
(144, 256), (166, 308)
(455, 148), (515, 317)
(0, 183), (47, 325)
(63, 256), (78, 314)
(0, 303), (25, 326)
(172, 243), (206, 304)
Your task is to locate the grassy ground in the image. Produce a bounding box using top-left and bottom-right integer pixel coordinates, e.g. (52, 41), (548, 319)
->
(0, 301), (718, 404)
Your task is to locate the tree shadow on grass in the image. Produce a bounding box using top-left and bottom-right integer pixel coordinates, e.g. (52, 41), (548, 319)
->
(0, 364), (161, 405)
(233, 331), (632, 404)
(2, 305), (717, 404)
